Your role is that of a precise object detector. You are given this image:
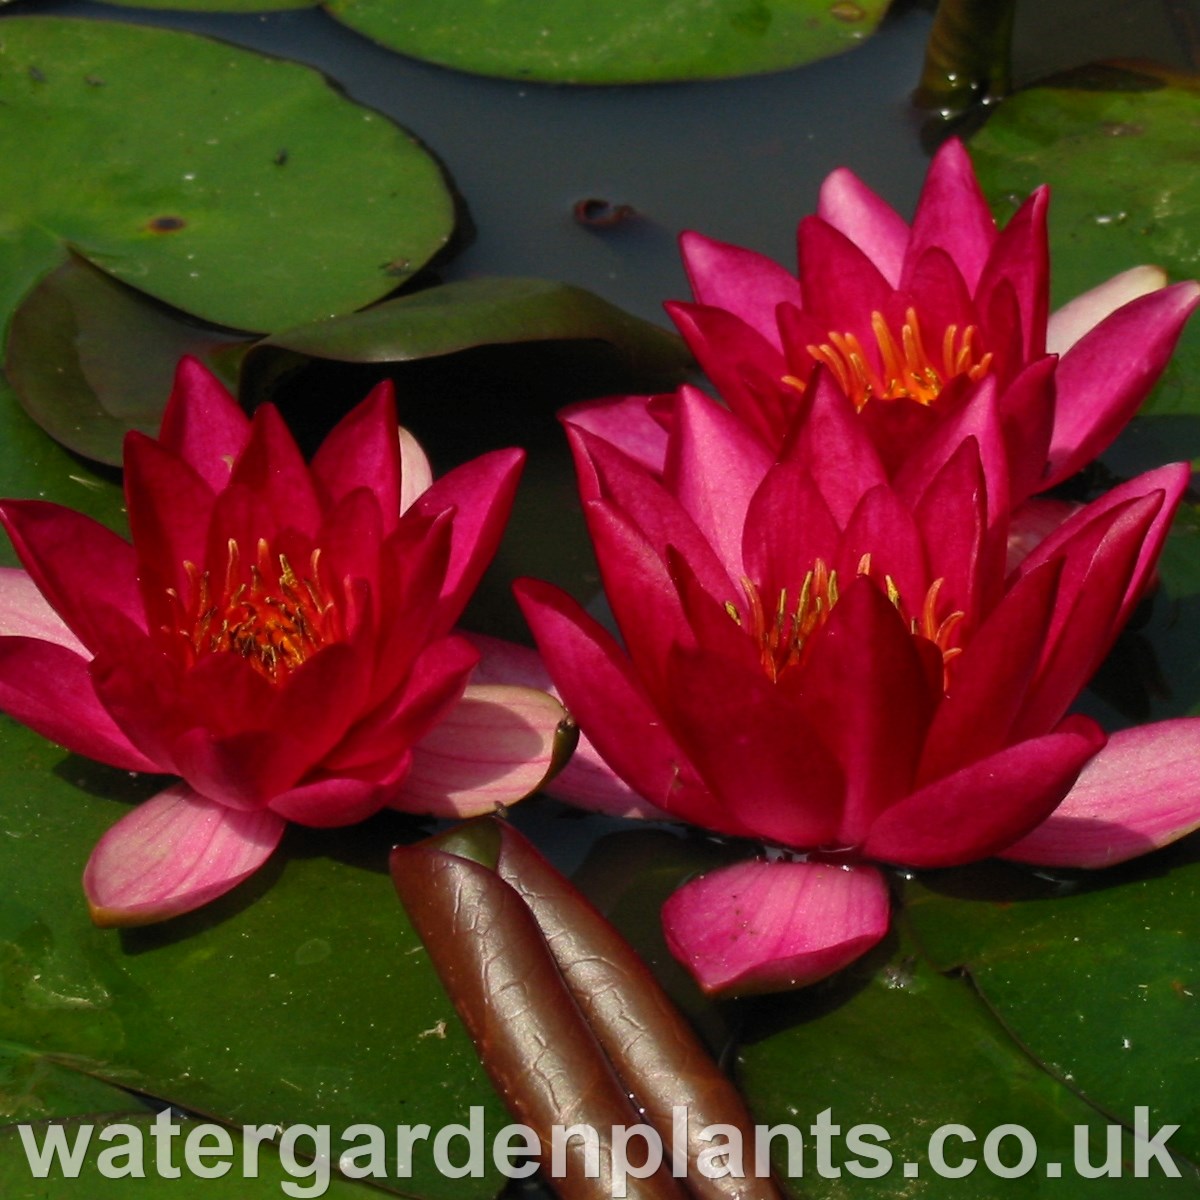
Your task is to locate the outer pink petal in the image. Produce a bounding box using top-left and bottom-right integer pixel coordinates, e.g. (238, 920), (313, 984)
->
(816, 167), (909, 287)
(395, 683), (566, 817)
(1047, 265), (1167, 356)
(1046, 281), (1200, 486)
(157, 357), (251, 491)
(267, 763), (406, 826)
(0, 501), (144, 650)
(465, 631), (670, 819)
(863, 718), (1106, 868)
(0, 567), (87, 651)
(84, 783), (285, 927)
(663, 859), (890, 996)
(678, 230), (800, 341)
(1003, 720), (1200, 868)
(398, 427), (434, 513)
(0, 637), (160, 772)
(558, 395), (670, 476)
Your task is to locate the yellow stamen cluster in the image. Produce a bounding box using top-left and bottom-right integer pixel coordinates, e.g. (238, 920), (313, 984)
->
(171, 538), (340, 682)
(783, 307), (992, 411)
(726, 556), (964, 687)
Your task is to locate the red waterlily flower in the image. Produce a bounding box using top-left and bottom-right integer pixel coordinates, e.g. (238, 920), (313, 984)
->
(0, 360), (566, 927)
(516, 382), (1200, 995)
(569, 139), (1198, 529)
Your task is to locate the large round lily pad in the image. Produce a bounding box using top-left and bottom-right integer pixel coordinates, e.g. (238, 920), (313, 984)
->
(321, 0), (895, 84)
(0, 17), (454, 335)
(970, 63), (1200, 419)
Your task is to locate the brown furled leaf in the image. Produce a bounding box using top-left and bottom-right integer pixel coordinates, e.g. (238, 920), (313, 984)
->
(391, 827), (687, 1200)
(494, 821), (784, 1200)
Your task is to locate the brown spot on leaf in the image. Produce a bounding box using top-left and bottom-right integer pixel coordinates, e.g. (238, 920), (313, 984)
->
(829, 1), (865, 21)
(274, 148), (289, 166)
(28, 66), (46, 84)
(147, 216), (187, 233)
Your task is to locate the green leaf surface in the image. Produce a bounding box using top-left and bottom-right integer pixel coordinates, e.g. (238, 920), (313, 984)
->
(0, 17), (453, 335)
(738, 934), (1199, 1197)
(6, 257), (246, 467)
(320, 0), (893, 85)
(240, 277), (691, 404)
(0, 716), (507, 1200)
(0, 377), (127, 549)
(970, 63), (1200, 420)
(904, 843), (1200, 1165)
(0, 1043), (152, 1123)
(0, 1111), (382, 1197)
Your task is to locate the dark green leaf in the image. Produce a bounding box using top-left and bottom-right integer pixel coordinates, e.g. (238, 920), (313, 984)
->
(971, 64), (1200, 419)
(6, 257), (246, 466)
(321, 0), (894, 85)
(738, 933), (1199, 1197)
(904, 845), (1200, 1165)
(0, 18), (453, 335)
(0, 1043), (153, 1123)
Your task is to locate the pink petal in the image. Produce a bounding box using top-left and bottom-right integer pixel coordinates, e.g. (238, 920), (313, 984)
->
(558, 394), (670, 476)
(1047, 265), (1168, 356)
(0, 636), (160, 772)
(310, 380), (402, 527)
(0, 501), (144, 650)
(678, 230), (799, 342)
(1006, 497), (1081, 573)
(816, 167), (909, 288)
(156, 357), (251, 491)
(797, 216), (893, 339)
(903, 138), (996, 293)
(229, 403), (323, 537)
(515, 577), (719, 825)
(395, 683), (567, 817)
(410, 448), (524, 626)
(863, 718), (1106, 868)
(662, 859), (890, 995)
(1003, 719), (1200, 868)
(84, 783), (285, 927)
(267, 762), (407, 826)
(666, 387), (773, 579)
(465, 631), (670, 820)
(1046, 281), (1200, 486)
(0, 567), (87, 652)
(398, 427), (434, 513)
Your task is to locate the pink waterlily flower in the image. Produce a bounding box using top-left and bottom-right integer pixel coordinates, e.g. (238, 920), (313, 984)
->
(570, 139), (1198, 525)
(516, 381), (1200, 996)
(0, 359), (567, 927)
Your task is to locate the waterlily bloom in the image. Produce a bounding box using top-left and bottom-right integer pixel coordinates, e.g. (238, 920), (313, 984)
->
(0, 359), (567, 927)
(569, 139), (1199, 519)
(516, 382), (1200, 995)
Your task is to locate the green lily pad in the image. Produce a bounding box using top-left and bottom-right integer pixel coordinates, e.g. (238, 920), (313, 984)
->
(0, 17), (453, 336)
(738, 933), (1199, 1197)
(0, 716), (507, 1200)
(0, 1043), (153, 1124)
(904, 843), (1200, 1166)
(320, 0), (894, 85)
(6, 257), (247, 467)
(970, 63), (1200, 420)
(240, 276), (692, 403)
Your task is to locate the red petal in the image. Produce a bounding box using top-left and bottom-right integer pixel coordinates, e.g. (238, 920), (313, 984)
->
(797, 216), (892, 340)
(863, 718), (1106, 868)
(663, 859), (890, 995)
(559, 394), (671, 476)
(1004, 720), (1200, 868)
(0, 500), (143, 652)
(311, 380), (402, 527)
(679, 230), (800, 341)
(157, 357), (251, 491)
(84, 784), (284, 927)
(0, 636), (159, 772)
(230, 403), (322, 537)
(817, 167), (909, 287)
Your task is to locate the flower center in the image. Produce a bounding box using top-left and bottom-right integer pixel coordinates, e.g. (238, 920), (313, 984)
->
(173, 539), (342, 682)
(725, 556), (964, 686)
(783, 307), (992, 411)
